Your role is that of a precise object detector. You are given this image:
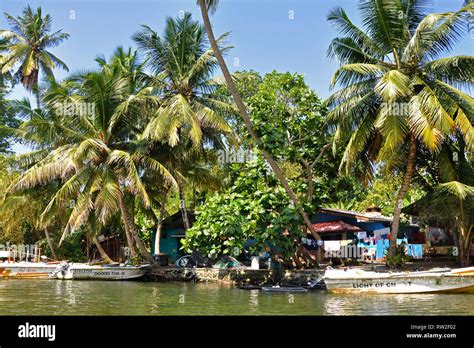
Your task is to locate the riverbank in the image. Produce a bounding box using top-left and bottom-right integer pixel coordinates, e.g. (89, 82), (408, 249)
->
(145, 259), (462, 286)
(146, 267), (323, 286)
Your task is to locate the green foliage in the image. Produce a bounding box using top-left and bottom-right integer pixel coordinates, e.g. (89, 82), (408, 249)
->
(225, 70), (368, 208)
(0, 6), (69, 91)
(247, 71), (327, 158)
(0, 99), (19, 153)
(404, 134), (473, 264)
(0, 79), (20, 153)
(182, 157), (304, 259)
(356, 173), (425, 216)
(55, 229), (87, 262)
(384, 242), (410, 269)
(133, 12), (233, 148)
(3, 47), (174, 254)
(327, 1), (474, 176)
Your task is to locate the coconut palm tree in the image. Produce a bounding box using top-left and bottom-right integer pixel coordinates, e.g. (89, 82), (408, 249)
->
(326, 0), (474, 254)
(0, 6), (69, 108)
(0, 171), (62, 260)
(0, 37), (12, 88)
(406, 133), (473, 266)
(405, 180), (473, 266)
(196, 0), (323, 242)
(6, 48), (175, 263)
(133, 12), (233, 229)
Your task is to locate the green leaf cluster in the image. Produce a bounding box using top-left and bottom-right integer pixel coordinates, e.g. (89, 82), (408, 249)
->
(182, 157), (304, 259)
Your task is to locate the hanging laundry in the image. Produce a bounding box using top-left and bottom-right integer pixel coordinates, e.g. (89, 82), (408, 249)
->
(324, 241), (341, 252)
(374, 228), (390, 241)
(427, 227), (447, 243)
(357, 231), (367, 240)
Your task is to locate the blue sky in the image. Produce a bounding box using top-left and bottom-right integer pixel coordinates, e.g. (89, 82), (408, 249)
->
(1, 0), (473, 153)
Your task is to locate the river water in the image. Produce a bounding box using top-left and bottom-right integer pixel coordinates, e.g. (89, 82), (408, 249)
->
(1, 279), (473, 315)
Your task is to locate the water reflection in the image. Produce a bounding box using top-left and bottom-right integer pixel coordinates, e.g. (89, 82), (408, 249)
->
(249, 290), (259, 311)
(0, 280), (473, 315)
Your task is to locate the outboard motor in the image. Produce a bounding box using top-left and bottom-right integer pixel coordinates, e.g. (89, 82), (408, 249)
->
(50, 261), (70, 278)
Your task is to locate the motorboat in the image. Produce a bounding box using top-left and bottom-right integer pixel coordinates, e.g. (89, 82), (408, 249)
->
(323, 266), (474, 294)
(0, 261), (150, 280)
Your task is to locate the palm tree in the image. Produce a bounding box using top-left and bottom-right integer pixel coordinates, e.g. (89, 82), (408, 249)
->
(326, 0), (474, 254)
(405, 181), (473, 266)
(0, 37), (12, 88)
(145, 145), (222, 254)
(0, 177), (61, 260)
(0, 6), (69, 108)
(406, 133), (473, 266)
(133, 12), (233, 229)
(196, 0), (322, 242)
(7, 48), (175, 264)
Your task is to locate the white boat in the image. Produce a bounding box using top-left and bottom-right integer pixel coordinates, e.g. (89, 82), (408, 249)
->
(323, 267), (474, 294)
(0, 262), (150, 280)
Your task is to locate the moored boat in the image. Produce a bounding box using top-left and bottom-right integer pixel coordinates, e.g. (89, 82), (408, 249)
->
(262, 286), (309, 293)
(323, 267), (474, 294)
(0, 262), (150, 280)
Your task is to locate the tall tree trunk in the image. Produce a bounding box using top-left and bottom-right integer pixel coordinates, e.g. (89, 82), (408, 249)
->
(178, 179), (191, 230)
(34, 78), (41, 109)
(44, 227), (58, 260)
(459, 220), (472, 267)
(154, 194), (168, 255)
(86, 235), (90, 262)
(389, 134), (417, 255)
(198, 0), (321, 242)
(176, 158), (191, 230)
(458, 230), (470, 267)
(300, 144), (330, 203)
(35, 91), (41, 110)
(459, 244), (470, 267)
(118, 195), (138, 259)
(301, 164), (314, 203)
(118, 193), (155, 264)
(92, 237), (113, 264)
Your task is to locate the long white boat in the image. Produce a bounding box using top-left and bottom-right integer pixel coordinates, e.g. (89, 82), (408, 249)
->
(0, 262), (150, 280)
(323, 267), (474, 294)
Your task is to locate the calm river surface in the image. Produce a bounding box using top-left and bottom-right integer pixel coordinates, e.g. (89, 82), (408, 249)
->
(1, 279), (473, 315)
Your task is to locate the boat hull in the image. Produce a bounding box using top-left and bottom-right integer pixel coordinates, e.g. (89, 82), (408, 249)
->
(324, 267), (474, 294)
(262, 287), (309, 293)
(0, 263), (149, 280)
(69, 265), (149, 280)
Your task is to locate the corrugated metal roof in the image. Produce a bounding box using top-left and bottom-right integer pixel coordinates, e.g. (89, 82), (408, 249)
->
(319, 207), (393, 222)
(311, 220), (364, 233)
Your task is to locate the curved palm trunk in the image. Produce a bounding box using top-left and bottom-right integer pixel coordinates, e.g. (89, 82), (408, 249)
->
(389, 134), (417, 255)
(198, 0), (321, 242)
(92, 236), (113, 264)
(44, 227), (58, 260)
(118, 193), (156, 264)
